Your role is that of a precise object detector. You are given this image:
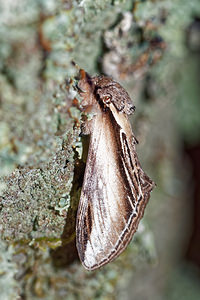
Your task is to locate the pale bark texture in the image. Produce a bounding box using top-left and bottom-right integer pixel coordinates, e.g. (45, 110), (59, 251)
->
(0, 0), (200, 299)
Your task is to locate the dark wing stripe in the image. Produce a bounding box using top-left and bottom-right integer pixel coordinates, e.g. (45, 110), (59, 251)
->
(120, 131), (140, 195)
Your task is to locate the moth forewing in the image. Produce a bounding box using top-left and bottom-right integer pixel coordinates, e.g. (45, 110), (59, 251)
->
(76, 71), (155, 270)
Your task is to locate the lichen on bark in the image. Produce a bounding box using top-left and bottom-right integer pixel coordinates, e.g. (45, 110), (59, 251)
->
(0, 0), (200, 299)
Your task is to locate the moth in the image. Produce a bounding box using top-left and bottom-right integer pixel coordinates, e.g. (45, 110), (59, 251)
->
(76, 69), (155, 270)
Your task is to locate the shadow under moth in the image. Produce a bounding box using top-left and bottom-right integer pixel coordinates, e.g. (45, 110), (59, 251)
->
(76, 69), (155, 271)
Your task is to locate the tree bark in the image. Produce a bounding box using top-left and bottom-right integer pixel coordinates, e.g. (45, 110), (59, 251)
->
(0, 0), (200, 299)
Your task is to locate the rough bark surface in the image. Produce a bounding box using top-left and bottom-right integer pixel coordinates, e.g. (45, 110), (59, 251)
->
(0, 0), (200, 299)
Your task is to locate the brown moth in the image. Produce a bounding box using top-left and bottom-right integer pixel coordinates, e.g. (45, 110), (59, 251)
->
(76, 69), (155, 270)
